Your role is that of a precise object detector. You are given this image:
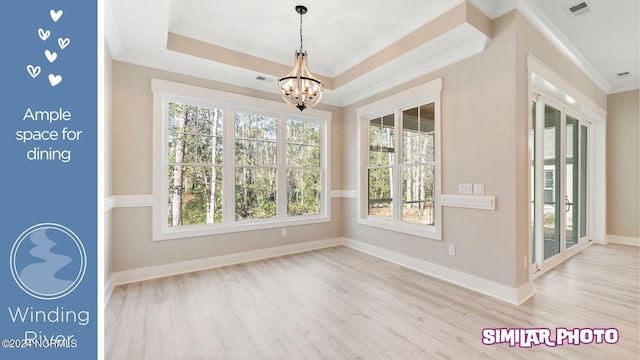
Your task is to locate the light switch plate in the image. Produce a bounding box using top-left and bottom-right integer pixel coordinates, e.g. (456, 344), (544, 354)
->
(473, 183), (485, 195)
(459, 183), (473, 195)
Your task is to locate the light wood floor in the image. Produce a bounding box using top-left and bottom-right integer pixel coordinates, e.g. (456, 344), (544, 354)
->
(105, 243), (639, 359)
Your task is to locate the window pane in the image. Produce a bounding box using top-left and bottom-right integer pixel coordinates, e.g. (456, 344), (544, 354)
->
(303, 145), (320, 167)
(369, 115), (394, 166)
(286, 119), (322, 217)
(287, 119), (304, 144)
(235, 112), (278, 166)
(402, 165), (435, 225)
(197, 136), (211, 164)
(288, 169), (321, 216)
(403, 104), (435, 164)
(235, 112), (251, 138)
(287, 119), (321, 168)
(368, 168), (393, 219)
(167, 131), (183, 163)
(182, 133), (198, 163)
(199, 135), (223, 164)
(235, 167), (277, 220)
(235, 139), (251, 165)
(287, 144), (303, 167)
(167, 165), (222, 227)
(303, 122), (320, 145)
(235, 139), (277, 166)
(183, 105), (199, 134)
(196, 107), (224, 136)
(257, 140), (278, 166)
(236, 112), (277, 141)
(287, 144), (319, 168)
(169, 102), (224, 165)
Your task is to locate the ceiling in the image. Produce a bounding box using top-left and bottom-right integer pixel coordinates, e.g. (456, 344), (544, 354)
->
(106, 0), (639, 107)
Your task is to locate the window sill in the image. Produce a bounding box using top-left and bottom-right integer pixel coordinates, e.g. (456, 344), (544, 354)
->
(153, 215), (330, 241)
(357, 217), (441, 241)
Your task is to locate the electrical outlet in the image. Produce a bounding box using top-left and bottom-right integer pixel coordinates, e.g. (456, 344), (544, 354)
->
(473, 183), (485, 195)
(282, 228), (287, 236)
(458, 183), (473, 195)
(448, 244), (456, 256)
(524, 255), (528, 268)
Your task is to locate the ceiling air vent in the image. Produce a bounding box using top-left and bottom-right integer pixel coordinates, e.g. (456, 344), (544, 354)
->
(566, 2), (590, 16)
(255, 75), (274, 83)
(616, 71), (631, 78)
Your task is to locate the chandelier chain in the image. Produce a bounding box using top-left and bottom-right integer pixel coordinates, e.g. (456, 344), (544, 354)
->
(299, 12), (304, 50)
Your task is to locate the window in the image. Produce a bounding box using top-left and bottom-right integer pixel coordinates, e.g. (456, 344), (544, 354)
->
(152, 79), (331, 240)
(234, 112), (278, 220)
(357, 79), (442, 240)
(543, 170), (554, 204)
(167, 103), (224, 227)
(401, 104), (435, 225)
(286, 119), (321, 216)
(367, 114), (395, 219)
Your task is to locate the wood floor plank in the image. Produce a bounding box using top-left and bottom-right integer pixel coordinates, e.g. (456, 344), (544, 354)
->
(105, 244), (639, 359)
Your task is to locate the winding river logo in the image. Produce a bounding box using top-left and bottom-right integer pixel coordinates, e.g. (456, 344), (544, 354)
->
(10, 223), (86, 300)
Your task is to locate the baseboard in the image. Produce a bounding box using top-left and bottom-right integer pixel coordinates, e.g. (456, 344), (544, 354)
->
(592, 234), (606, 244)
(344, 238), (528, 305)
(110, 237), (344, 287)
(516, 281), (535, 305)
(607, 235), (640, 246)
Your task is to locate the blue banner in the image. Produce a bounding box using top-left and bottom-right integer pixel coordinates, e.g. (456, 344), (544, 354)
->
(1, 2), (97, 359)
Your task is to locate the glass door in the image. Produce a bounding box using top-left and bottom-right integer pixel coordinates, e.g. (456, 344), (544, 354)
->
(566, 115), (579, 249)
(543, 103), (562, 260)
(531, 97), (589, 274)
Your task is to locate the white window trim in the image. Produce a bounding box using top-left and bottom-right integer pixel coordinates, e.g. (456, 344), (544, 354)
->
(151, 79), (332, 241)
(356, 78), (442, 240)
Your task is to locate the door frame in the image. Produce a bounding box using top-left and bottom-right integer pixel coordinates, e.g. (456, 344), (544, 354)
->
(529, 93), (592, 277)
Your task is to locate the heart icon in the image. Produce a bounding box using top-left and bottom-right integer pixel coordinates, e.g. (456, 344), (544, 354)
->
(45, 50), (58, 63)
(38, 28), (50, 41)
(48, 74), (62, 87)
(50, 9), (63, 22)
(58, 37), (70, 50)
(27, 65), (41, 79)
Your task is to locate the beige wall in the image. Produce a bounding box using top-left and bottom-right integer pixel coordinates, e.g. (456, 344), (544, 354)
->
(110, 62), (344, 272)
(607, 90), (640, 239)
(342, 12), (519, 288)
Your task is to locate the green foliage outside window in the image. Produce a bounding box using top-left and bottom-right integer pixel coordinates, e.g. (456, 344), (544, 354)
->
(167, 103), (323, 228)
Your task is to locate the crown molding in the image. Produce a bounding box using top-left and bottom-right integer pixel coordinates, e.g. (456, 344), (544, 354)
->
(104, 0), (123, 58)
(516, 0), (612, 94)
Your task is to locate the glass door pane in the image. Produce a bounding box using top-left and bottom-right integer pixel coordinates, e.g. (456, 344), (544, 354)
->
(566, 115), (579, 248)
(544, 104), (561, 260)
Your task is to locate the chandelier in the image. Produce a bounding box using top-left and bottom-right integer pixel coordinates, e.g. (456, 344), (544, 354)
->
(278, 5), (324, 111)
